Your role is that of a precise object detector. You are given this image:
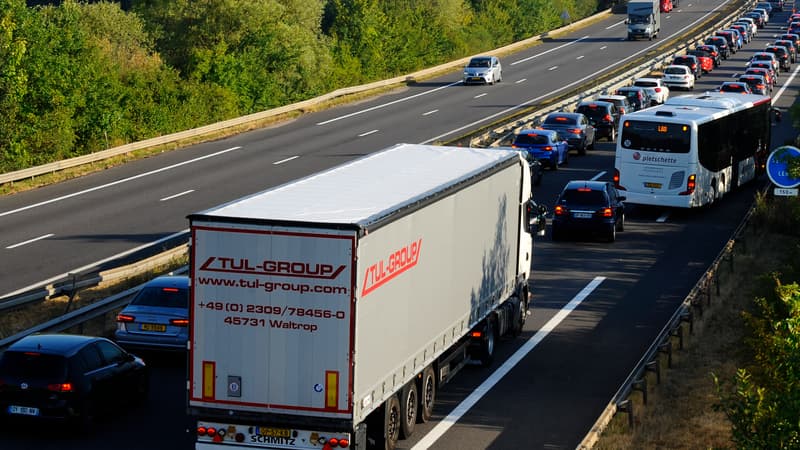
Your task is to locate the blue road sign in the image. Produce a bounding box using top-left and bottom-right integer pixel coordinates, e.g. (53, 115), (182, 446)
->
(766, 146), (800, 189)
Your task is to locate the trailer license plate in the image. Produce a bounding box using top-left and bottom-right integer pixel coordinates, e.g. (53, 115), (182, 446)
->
(573, 212), (592, 219)
(644, 182), (662, 189)
(9, 405), (39, 416)
(141, 323), (166, 332)
(257, 427), (291, 438)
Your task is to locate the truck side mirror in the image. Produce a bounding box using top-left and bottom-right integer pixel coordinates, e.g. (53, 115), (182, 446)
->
(526, 200), (548, 236)
(772, 107), (782, 123)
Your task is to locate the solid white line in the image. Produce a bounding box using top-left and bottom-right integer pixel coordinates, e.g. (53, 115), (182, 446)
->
(656, 212), (670, 223)
(421, 0), (732, 144)
(0, 229), (190, 299)
(159, 190), (194, 202)
(516, 78), (527, 84)
(474, 93), (487, 98)
(548, 66), (558, 71)
(315, 81), (461, 125)
(772, 62), (800, 102)
(410, 277), (606, 450)
(273, 156), (299, 165)
(422, 110), (439, 116)
(591, 171), (607, 181)
(511, 36), (589, 65)
(358, 130), (379, 137)
(6, 234), (54, 249)
(0, 147), (242, 219)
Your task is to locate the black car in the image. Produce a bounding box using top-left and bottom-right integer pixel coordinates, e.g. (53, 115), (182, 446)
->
(0, 334), (148, 428)
(764, 45), (792, 71)
(575, 101), (619, 142)
(551, 180), (626, 242)
(539, 112), (596, 155)
(704, 36), (730, 59)
(615, 86), (651, 111)
(672, 54), (703, 79)
(774, 39), (797, 63)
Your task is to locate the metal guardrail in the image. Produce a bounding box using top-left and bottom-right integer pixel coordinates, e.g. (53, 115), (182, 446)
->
(0, 11), (610, 186)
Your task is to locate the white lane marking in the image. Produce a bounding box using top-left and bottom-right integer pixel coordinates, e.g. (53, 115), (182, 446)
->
(358, 130), (379, 137)
(516, 78), (528, 84)
(548, 66), (559, 71)
(511, 36), (589, 65)
(657, 211), (670, 223)
(600, 45), (608, 50)
(273, 156), (299, 165)
(6, 234), (54, 249)
(315, 81), (461, 125)
(577, 55), (585, 60)
(422, 0), (732, 144)
(772, 61), (800, 101)
(0, 147), (242, 219)
(159, 190), (194, 202)
(410, 277), (606, 450)
(591, 171), (607, 181)
(0, 229), (189, 299)
(606, 20), (626, 29)
(474, 93), (487, 98)
(422, 109), (439, 116)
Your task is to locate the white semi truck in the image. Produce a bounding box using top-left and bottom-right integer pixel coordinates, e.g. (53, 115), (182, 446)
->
(186, 143), (546, 450)
(626, 0), (660, 40)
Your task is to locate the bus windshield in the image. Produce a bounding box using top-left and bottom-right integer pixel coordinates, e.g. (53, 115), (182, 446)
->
(620, 120), (691, 153)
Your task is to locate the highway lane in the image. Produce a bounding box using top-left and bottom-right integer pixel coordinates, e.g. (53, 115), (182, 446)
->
(3, 2), (797, 450)
(0, 0), (741, 297)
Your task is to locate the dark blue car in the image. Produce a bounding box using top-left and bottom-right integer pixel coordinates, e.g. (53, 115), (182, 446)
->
(551, 180), (626, 242)
(511, 128), (569, 170)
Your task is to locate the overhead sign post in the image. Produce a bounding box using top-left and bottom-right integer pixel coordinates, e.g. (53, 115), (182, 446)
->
(766, 146), (800, 196)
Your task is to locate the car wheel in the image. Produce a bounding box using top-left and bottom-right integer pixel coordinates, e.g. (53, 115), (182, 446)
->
(607, 224), (616, 242)
(608, 127), (616, 142)
(563, 150), (569, 166)
(588, 136), (595, 150)
(551, 225), (563, 241)
(551, 157), (559, 171)
(616, 212), (625, 232)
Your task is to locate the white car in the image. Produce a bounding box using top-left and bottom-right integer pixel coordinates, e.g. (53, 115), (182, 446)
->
(735, 17), (757, 36)
(661, 65), (695, 90)
(463, 56), (502, 85)
(633, 77), (670, 104)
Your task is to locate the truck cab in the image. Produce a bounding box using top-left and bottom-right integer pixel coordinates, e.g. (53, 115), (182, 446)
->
(626, 0), (661, 40)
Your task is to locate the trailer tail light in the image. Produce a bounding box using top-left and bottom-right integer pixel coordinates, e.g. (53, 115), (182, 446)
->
(680, 174), (696, 195)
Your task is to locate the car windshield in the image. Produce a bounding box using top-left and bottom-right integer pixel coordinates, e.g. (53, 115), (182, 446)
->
(468, 59), (491, 68)
(634, 81), (657, 87)
(620, 91), (640, 99)
(543, 116), (577, 125)
(514, 134), (549, 145)
(560, 189), (606, 205)
(131, 286), (189, 308)
(0, 352), (68, 379)
(665, 67), (687, 74)
(577, 106), (608, 119)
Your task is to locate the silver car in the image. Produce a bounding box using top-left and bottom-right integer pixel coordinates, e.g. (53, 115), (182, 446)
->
(463, 56), (502, 85)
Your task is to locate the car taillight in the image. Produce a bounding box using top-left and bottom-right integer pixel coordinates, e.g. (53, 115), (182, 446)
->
(48, 383), (73, 392)
(601, 208), (613, 218)
(117, 313), (135, 323)
(543, 146), (553, 151)
(554, 205), (567, 216)
(604, 114), (612, 121)
(569, 128), (582, 134)
(655, 87), (662, 92)
(680, 174), (696, 195)
(170, 318), (190, 327)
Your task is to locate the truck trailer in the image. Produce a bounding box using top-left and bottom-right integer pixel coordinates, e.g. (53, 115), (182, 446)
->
(186, 143), (546, 450)
(626, 0), (660, 40)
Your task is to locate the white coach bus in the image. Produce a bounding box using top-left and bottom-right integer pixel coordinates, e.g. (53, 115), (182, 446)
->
(613, 92), (774, 208)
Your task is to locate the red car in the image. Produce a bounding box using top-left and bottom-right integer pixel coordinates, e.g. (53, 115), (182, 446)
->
(660, 0), (673, 12)
(687, 50), (714, 73)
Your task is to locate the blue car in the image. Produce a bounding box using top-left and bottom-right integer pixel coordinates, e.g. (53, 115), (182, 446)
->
(511, 128), (569, 170)
(115, 275), (189, 352)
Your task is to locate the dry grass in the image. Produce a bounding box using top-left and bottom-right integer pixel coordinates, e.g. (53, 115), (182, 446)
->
(594, 226), (790, 449)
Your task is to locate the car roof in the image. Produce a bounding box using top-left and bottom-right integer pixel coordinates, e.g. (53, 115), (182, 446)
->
(596, 95), (627, 102)
(563, 180), (609, 191)
(8, 334), (102, 356)
(518, 128), (557, 136)
(577, 100), (614, 107)
(545, 111), (582, 119)
(142, 275), (190, 289)
(739, 74), (766, 81)
(634, 77), (660, 83)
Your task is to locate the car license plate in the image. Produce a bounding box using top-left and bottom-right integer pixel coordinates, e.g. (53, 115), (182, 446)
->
(141, 323), (167, 332)
(644, 182), (662, 188)
(8, 405), (39, 416)
(573, 212), (593, 219)
(256, 427), (291, 438)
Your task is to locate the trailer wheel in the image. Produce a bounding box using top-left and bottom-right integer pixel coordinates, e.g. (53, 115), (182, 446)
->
(418, 365), (436, 423)
(478, 318), (496, 367)
(399, 382), (418, 438)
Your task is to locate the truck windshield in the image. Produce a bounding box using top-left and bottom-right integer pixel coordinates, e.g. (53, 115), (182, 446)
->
(629, 14), (651, 24)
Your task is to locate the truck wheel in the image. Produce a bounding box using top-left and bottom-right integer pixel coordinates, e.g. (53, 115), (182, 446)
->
(418, 365), (436, 423)
(511, 295), (528, 337)
(399, 382), (418, 439)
